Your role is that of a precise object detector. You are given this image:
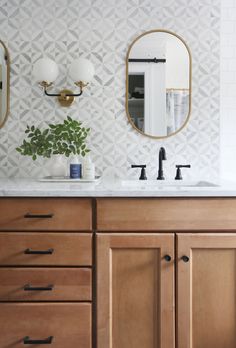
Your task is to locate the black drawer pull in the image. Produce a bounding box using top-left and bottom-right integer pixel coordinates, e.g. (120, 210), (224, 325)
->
(24, 248), (54, 255)
(24, 213), (54, 219)
(23, 336), (53, 345)
(24, 284), (54, 291)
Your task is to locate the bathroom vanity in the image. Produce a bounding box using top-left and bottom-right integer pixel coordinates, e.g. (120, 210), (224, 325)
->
(0, 179), (236, 348)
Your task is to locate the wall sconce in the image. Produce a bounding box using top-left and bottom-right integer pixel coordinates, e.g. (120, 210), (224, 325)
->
(33, 57), (95, 107)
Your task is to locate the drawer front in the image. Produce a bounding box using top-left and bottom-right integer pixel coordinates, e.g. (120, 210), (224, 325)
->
(0, 268), (92, 301)
(0, 303), (91, 348)
(96, 198), (236, 231)
(0, 233), (92, 266)
(0, 198), (92, 231)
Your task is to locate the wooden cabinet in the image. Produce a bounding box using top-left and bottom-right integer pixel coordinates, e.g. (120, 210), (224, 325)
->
(96, 198), (236, 348)
(97, 231), (236, 348)
(177, 233), (236, 348)
(0, 198), (93, 348)
(97, 233), (175, 348)
(2, 197), (236, 348)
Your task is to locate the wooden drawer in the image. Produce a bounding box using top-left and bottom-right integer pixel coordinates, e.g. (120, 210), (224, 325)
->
(0, 198), (92, 231)
(0, 268), (92, 301)
(0, 303), (91, 348)
(0, 233), (92, 266)
(96, 198), (236, 231)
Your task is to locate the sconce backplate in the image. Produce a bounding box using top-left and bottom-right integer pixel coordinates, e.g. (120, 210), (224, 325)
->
(58, 89), (74, 107)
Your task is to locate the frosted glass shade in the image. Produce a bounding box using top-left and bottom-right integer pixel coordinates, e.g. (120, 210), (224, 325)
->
(33, 58), (59, 83)
(69, 58), (95, 83)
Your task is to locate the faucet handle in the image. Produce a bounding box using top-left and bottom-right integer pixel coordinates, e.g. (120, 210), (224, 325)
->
(131, 165), (147, 180)
(175, 164), (191, 180)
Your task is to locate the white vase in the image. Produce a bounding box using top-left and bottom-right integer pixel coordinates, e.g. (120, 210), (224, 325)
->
(49, 155), (67, 177)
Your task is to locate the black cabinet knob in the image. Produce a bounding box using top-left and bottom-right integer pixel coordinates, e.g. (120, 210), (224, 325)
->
(181, 255), (190, 263)
(164, 254), (172, 262)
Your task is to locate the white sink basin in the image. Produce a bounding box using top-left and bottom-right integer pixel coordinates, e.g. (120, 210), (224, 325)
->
(121, 180), (219, 189)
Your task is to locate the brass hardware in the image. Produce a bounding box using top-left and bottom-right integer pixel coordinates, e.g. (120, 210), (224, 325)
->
(39, 81), (53, 88)
(58, 89), (75, 107)
(74, 81), (89, 91)
(125, 29), (192, 140)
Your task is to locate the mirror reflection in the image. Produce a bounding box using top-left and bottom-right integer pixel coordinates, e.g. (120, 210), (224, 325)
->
(126, 30), (191, 138)
(0, 40), (9, 128)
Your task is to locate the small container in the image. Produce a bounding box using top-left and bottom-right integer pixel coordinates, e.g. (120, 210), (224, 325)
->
(82, 155), (95, 180)
(70, 156), (82, 179)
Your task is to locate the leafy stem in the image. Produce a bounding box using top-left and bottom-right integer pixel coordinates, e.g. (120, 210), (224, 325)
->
(16, 116), (90, 161)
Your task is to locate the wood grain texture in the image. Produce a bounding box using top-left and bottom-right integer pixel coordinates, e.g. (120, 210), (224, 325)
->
(0, 303), (91, 348)
(177, 233), (236, 348)
(97, 233), (175, 348)
(0, 198), (92, 231)
(0, 268), (91, 301)
(96, 198), (236, 231)
(0, 232), (92, 266)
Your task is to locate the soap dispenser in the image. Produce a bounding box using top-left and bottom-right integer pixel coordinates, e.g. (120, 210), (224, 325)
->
(70, 155), (82, 179)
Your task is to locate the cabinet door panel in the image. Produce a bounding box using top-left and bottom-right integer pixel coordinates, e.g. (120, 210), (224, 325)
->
(177, 233), (236, 348)
(97, 233), (175, 348)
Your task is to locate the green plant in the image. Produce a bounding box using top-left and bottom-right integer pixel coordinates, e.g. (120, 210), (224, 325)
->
(16, 116), (90, 160)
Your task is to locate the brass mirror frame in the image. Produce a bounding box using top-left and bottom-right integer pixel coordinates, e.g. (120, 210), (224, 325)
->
(126, 29), (192, 139)
(0, 39), (10, 129)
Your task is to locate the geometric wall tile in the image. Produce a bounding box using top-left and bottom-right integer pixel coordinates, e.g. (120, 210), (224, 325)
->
(0, 0), (220, 180)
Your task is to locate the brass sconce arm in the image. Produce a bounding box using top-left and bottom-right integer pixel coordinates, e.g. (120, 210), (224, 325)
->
(40, 81), (89, 107)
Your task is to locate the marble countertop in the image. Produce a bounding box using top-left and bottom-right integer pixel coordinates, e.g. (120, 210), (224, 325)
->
(1, 177), (236, 197)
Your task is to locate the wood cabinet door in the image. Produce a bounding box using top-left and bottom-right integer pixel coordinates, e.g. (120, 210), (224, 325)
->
(97, 233), (175, 348)
(177, 233), (236, 348)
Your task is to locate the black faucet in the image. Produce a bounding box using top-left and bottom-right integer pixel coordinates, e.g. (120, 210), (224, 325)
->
(131, 164), (147, 180)
(157, 147), (167, 180)
(175, 164), (191, 180)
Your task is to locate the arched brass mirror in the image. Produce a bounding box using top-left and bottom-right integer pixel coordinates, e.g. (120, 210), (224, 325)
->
(126, 29), (191, 139)
(0, 40), (10, 129)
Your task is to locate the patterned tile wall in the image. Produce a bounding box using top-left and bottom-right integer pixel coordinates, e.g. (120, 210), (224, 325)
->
(0, 0), (220, 180)
(221, 0), (236, 181)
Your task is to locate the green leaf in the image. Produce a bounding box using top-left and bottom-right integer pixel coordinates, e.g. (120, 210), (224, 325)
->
(43, 129), (49, 136)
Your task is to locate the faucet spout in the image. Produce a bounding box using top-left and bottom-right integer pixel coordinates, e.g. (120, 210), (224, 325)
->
(157, 147), (167, 180)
